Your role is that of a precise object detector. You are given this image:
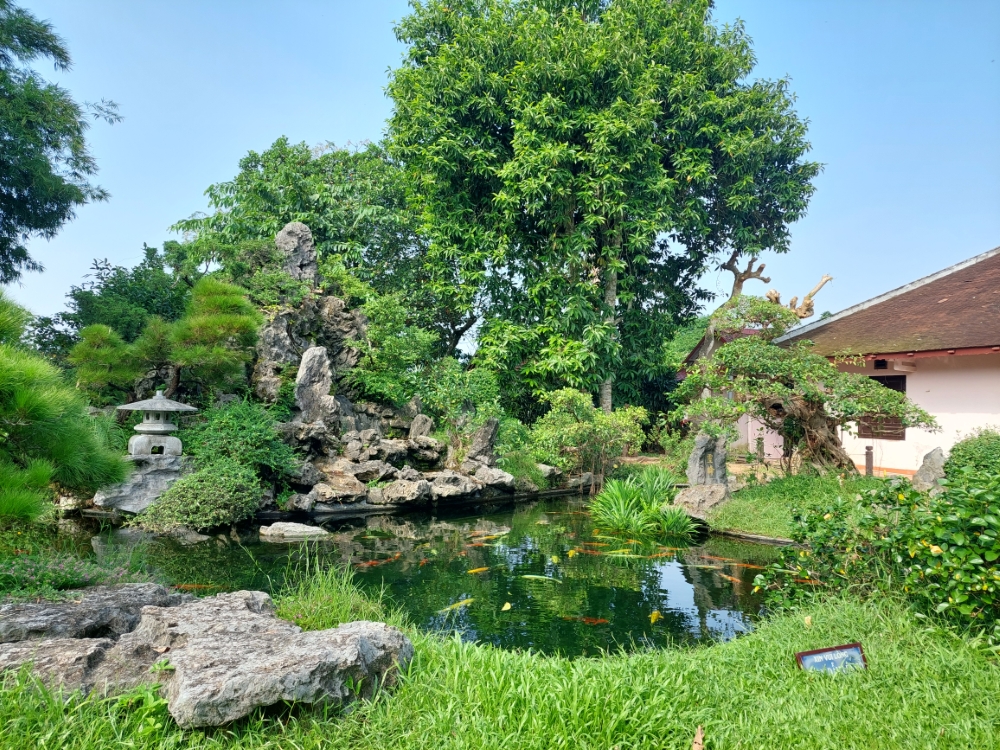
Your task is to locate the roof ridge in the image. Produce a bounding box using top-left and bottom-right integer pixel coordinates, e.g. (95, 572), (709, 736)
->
(776, 244), (1000, 344)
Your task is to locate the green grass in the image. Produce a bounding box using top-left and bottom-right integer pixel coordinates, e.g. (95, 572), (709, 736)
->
(709, 474), (884, 539)
(2, 562), (999, 749)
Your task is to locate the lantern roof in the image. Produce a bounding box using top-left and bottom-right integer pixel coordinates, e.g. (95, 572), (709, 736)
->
(116, 390), (198, 413)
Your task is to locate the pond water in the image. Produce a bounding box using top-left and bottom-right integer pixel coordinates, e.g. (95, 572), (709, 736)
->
(90, 498), (781, 658)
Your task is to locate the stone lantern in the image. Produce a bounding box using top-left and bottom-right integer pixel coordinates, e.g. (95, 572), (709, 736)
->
(117, 390), (198, 456)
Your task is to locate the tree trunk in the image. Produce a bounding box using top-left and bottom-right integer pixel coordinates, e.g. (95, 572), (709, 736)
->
(765, 394), (857, 474)
(164, 366), (181, 398)
(599, 264), (618, 413)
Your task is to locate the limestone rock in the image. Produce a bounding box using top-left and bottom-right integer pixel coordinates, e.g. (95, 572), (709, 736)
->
(467, 417), (499, 464)
(0, 637), (113, 691)
(460, 459), (484, 475)
(567, 472), (595, 492)
(284, 493), (315, 512)
(475, 466), (516, 492)
(372, 439), (410, 466)
(290, 461), (323, 487)
(259, 523), (331, 541)
(295, 347), (338, 424)
(276, 222), (318, 286)
(92, 455), (189, 514)
(168, 527), (211, 545)
(912, 447), (947, 494)
(426, 470), (483, 500)
(373, 479), (432, 506)
(342, 440), (363, 461)
(686, 431), (727, 486)
(309, 475), (367, 504)
(536, 464), (563, 482)
(515, 477), (540, 493)
(0, 584), (188, 643)
(674, 484), (729, 520)
(397, 466), (423, 481)
(408, 414), (434, 439)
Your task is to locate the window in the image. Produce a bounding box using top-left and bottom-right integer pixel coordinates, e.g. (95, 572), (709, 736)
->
(858, 375), (906, 440)
(873, 359), (888, 370)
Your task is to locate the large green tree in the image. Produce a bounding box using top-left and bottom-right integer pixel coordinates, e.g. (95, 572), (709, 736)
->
(388, 0), (820, 410)
(0, 0), (119, 283)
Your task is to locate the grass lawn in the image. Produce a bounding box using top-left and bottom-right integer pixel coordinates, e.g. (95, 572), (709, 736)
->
(2, 563), (999, 749)
(708, 474), (883, 540)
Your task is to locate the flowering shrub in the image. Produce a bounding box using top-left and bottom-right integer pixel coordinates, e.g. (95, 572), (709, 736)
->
(756, 470), (1000, 642)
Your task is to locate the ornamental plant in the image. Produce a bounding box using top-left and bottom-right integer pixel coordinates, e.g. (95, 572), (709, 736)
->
(757, 470), (1000, 642)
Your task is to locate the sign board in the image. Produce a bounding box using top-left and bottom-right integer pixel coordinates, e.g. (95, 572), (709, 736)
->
(795, 643), (867, 673)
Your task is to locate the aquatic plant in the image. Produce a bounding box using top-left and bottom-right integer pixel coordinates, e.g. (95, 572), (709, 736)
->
(589, 468), (691, 540)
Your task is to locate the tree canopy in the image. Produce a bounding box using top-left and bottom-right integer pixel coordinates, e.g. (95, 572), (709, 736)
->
(388, 0), (820, 409)
(0, 0), (119, 283)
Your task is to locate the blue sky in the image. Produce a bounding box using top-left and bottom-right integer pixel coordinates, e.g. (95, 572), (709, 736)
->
(6, 0), (999, 320)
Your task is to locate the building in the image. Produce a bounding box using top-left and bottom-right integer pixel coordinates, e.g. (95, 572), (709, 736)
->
(775, 245), (1000, 475)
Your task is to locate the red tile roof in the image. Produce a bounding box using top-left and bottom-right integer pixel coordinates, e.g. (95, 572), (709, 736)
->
(778, 246), (1000, 356)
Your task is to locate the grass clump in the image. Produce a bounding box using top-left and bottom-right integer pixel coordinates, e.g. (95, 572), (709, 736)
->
(0, 553), (142, 601)
(589, 467), (693, 540)
(709, 474), (882, 539)
(134, 458), (261, 533)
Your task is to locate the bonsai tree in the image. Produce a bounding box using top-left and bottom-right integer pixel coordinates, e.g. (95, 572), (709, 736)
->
(675, 296), (935, 473)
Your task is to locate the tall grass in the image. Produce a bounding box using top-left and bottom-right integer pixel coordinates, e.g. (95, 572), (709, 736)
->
(589, 467), (693, 540)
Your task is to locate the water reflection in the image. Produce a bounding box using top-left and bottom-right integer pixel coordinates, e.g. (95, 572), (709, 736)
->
(91, 499), (781, 658)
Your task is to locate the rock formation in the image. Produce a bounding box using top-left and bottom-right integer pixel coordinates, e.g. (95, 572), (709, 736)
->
(92, 456), (190, 514)
(912, 447), (947, 494)
(0, 585), (413, 729)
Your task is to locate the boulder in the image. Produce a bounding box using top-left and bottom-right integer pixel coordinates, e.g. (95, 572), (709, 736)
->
(0, 637), (113, 691)
(0, 589), (414, 729)
(686, 431), (728, 486)
(567, 472), (595, 492)
(92, 455), (189, 514)
(275, 221), (319, 286)
(912, 447), (947, 494)
(342, 440), (364, 461)
(373, 479), (432, 506)
(536, 463), (563, 482)
(372, 439), (410, 466)
(259, 523), (330, 541)
(290, 461), (323, 487)
(674, 484), (729, 520)
(309, 475), (368, 504)
(475, 466), (516, 492)
(295, 347), (339, 424)
(284, 493), (315, 512)
(408, 414), (434, 439)
(426, 470), (483, 500)
(0, 584), (189, 643)
(467, 417), (499, 464)
(397, 466), (423, 482)
(315, 457), (395, 484)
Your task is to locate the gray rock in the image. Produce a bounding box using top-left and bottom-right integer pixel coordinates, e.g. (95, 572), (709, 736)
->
(912, 447), (947, 494)
(0, 584), (189, 643)
(397, 466), (422, 481)
(92, 455), (189, 514)
(290, 461), (324, 487)
(373, 479), (432, 505)
(686, 431), (728, 486)
(275, 222), (319, 286)
(359, 428), (381, 446)
(373, 439), (410, 466)
(408, 414), (434, 439)
(343, 440), (364, 461)
(515, 477), (540, 493)
(0, 637), (113, 691)
(475, 466), (516, 492)
(536, 464), (563, 482)
(674, 484), (729, 520)
(460, 459), (484, 475)
(259, 523), (330, 541)
(401, 394), (422, 419)
(426, 470), (483, 500)
(295, 347), (339, 424)
(284, 493), (315, 512)
(316, 457), (395, 483)
(366, 487), (385, 505)
(168, 527), (212, 545)
(567, 472), (595, 492)
(309, 475), (368, 504)
(467, 417), (499, 464)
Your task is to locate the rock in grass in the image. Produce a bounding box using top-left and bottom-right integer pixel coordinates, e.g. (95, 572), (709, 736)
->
(372, 479), (433, 505)
(475, 466), (516, 492)
(259, 522), (331, 541)
(912, 447), (946, 494)
(674, 484), (729, 519)
(0, 583), (189, 643)
(0, 637), (113, 690)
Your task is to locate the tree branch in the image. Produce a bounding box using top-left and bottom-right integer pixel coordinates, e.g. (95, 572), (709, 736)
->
(721, 251), (771, 299)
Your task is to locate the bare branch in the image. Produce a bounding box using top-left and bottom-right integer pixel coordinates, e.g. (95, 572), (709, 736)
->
(721, 252), (771, 299)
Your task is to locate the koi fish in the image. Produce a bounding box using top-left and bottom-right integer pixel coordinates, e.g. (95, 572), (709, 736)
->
(477, 534), (508, 541)
(733, 563), (767, 571)
(793, 578), (824, 585)
(419, 558), (430, 566)
(581, 541), (609, 547)
(562, 616), (609, 625)
(572, 548), (603, 556)
(465, 542), (491, 548)
(718, 573), (742, 584)
(702, 555), (740, 563)
(467, 567), (490, 574)
(355, 552), (402, 568)
(521, 575), (562, 583)
(647, 551), (676, 559)
(686, 564), (722, 570)
(501, 602), (512, 611)
(439, 598), (474, 613)
(567, 549), (578, 558)
(649, 610), (662, 624)
(172, 583), (220, 591)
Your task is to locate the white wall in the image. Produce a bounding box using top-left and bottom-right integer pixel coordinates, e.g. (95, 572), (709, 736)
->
(838, 353), (1000, 474)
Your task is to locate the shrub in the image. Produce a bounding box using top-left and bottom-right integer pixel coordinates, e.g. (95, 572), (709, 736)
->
(135, 459), (262, 532)
(527, 389), (647, 476)
(179, 399), (297, 480)
(758, 469), (1000, 642)
(945, 428), (1000, 477)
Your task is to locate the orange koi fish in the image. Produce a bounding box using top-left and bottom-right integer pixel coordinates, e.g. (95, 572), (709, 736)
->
(467, 567), (490, 574)
(717, 573), (742, 584)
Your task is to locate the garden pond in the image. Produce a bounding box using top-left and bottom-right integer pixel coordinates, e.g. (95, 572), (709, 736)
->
(85, 498), (782, 658)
